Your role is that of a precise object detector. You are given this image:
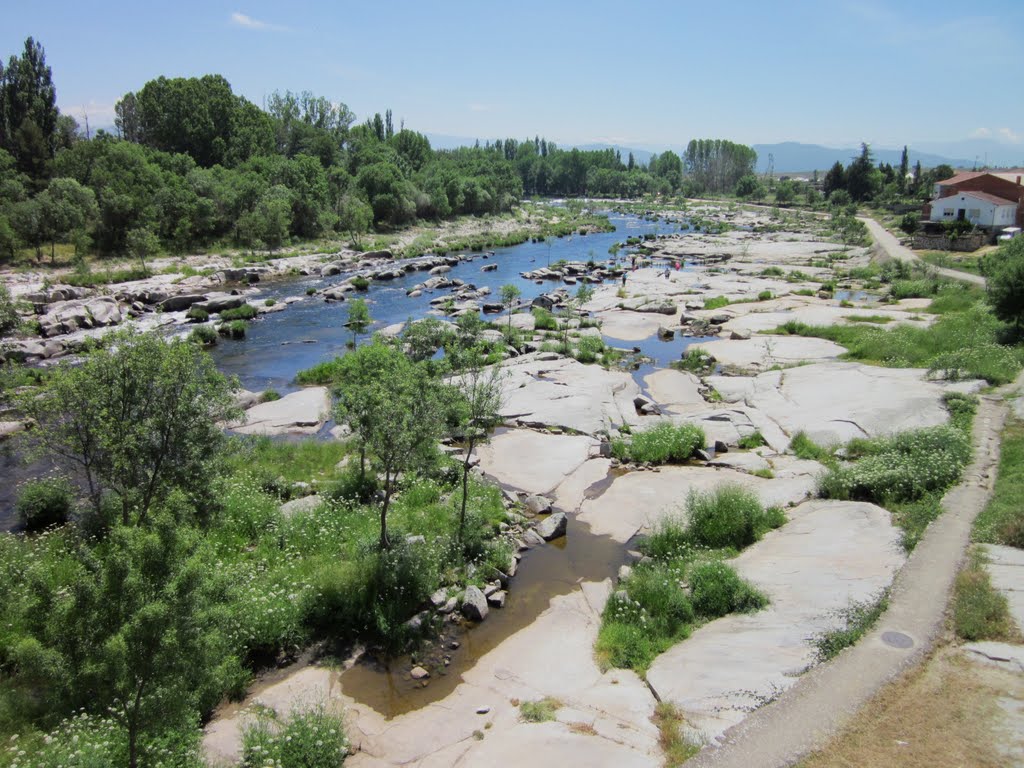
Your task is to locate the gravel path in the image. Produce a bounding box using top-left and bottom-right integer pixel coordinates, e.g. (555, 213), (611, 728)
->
(862, 217), (986, 286)
(688, 390), (1008, 767)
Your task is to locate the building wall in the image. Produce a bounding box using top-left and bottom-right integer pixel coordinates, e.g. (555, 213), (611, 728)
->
(928, 193), (1002, 226)
(933, 174), (1024, 228)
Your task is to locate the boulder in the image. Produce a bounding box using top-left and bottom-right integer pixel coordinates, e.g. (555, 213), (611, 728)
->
(197, 295), (244, 313)
(524, 494), (552, 515)
(279, 495), (321, 518)
(535, 512), (567, 541)
(657, 325), (676, 340)
(410, 666), (430, 680)
(487, 590), (507, 609)
(159, 293), (207, 312)
(481, 263), (498, 272)
(361, 249), (393, 260)
(461, 585), (489, 622)
(730, 328), (752, 341)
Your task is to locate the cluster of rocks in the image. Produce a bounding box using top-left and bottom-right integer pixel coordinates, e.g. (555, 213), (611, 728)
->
(408, 492), (568, 640)
(520, 259), (623, 285)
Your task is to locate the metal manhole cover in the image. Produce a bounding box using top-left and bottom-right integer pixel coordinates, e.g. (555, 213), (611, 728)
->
(881, 630), (914, 649)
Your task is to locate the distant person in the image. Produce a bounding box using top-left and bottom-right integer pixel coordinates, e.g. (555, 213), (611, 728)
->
(674, 261), (681, 270)
(621, 273), (627, 287)
(663, 268), (671, 279)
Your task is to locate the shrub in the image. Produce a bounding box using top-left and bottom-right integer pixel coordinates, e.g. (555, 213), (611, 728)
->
(574, 335), (605, 364)
(686, 484), (785, 550)
(789, 431), (832, 461)
(351, 275), (370, 291)
(757, 290), (773, 301)
(737, 431), (766, 450)
(264, 298), (276, 307)
(185, 305), (209, 322)
(703, 296), (729, 310)
(613, 422), (705, 464)
(218, 320), (247, 338)
(520, 698), (562, 723)
(220, 303), (257, 321)
(262, 388), (281, 402)
(16, 476), (75, 530)
(689, 561), (766, 617)
(819, 425), (971, 505)
(760, 266), (784, 277)
(241, 702), (349, 768)
(189, 325), (217, 345)
(672, 347), (715, 374)
(641, 515), (692, 562)
(532, 307), (558, 330)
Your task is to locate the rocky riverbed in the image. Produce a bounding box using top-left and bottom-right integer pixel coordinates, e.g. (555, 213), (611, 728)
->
(195, 206), (985, 767)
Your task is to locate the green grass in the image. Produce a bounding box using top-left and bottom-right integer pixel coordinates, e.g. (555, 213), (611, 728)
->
(819, 394), (977, 550)
(219, 303), (258, 321)
(845, 314), (892, 324)
(295, 357), (346, 385)
(532, 307), (558, 331)
(703, 296), (730, 310)
(225, 436), (351, 491)
(61, 265), (153, 287)
(653, 701), (701, 766)
(611, 422), (706, 464)
(242, 702), (349, 768)
(519, 698), (562, 723)
(974, 419), (1024, 546)
(597, 487), (779, 674)
(789, 431), (833, 462)
(953, 549), (1020, 642)
(768, 301), (1024, 385)
(813, 591), (889, 662)
(737, 431), (766, 450)
(918, 250), (984, 276)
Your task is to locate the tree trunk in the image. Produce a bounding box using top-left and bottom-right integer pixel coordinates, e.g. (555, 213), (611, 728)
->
(458, 436), (475, 543)
(379, 470), (392, 550)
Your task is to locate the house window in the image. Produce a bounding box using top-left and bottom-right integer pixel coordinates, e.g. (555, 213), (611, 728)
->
(943, 209), (954, 217)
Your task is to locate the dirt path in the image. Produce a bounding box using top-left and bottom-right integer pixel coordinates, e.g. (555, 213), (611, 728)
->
(687, 392), (1008, 767)
(861, 217), (986, 286)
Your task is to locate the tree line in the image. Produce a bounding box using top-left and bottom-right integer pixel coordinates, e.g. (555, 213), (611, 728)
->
(0, 37), (771, 263)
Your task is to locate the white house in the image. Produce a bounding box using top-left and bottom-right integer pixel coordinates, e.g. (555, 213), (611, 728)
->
(928, 190), (1018, 227)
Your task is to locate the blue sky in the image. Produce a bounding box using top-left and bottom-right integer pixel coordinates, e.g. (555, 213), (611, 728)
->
(3, 0), (1022, 153)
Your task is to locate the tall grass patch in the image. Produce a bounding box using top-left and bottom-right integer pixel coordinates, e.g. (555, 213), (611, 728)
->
(611, 422), (706, 464)
(973, 419), (1024, 546)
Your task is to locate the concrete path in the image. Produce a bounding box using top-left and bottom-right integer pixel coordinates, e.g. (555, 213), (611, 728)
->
(861, 217), (986, 286)
(688, 392), (1007, 768)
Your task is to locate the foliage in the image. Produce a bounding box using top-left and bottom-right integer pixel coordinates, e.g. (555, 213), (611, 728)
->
(220, 303), (257, 321)
(973, 418), (1024, 547)
(819, 425), (971, 506)
(15, 476), (74, 530)
(532, 307), (557, 331)
(0, 284), (18, 337)
(519, 698), (562, 723)
(16, 328), (239, 527)
(812, 592), (889, 662)
(652, 701), (701, 766)
(689, 561), (766, 617)
(241, 702), (348, 768)
(986, 237), (1024, 332)
(345, 297), (372, 346)
(789, 431), (833, 461)
(737, 431), (766, 450)
(611, 422), (705, 464)
(683, 139), (758, 195)
(702, 296), (729, 310)
(686, 484), (786, 550)
(953, 551), (1018, 642)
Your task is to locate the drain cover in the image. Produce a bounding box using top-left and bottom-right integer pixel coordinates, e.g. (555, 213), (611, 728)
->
(881, 630), (914, 649)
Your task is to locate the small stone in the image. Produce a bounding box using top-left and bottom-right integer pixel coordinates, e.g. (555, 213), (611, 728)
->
(476, 706), (491, 715)
(439, 597), (458, 614)
(694, 448), (712, 462)
(714, 440), (729, 454)
(430, 588), (448, 607)
(410, 666), (430, 680)
(483, 582), (500, 597)
(462, 585), (489, 622)
(618, 565), (633, 581)
(730, 328), (752, 341)
(487, 590), (507, 608)
(450, 641), (461, 650)
(523, 529), (546, 547)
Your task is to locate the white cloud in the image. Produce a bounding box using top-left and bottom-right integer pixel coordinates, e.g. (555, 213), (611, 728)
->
(998, 127), (1021, 144)
(230, 12), (288, 31)
(61, 100), (117, 128)
(970, 127), (992, 138)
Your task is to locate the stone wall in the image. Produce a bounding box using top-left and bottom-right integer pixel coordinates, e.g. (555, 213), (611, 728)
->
(912, 231), (987, 252)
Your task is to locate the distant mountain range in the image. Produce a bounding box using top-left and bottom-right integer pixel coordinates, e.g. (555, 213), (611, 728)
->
(425, 133), (1024, 173)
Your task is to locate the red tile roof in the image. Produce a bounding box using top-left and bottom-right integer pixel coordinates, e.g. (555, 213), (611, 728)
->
(938, 170), (1024, 186)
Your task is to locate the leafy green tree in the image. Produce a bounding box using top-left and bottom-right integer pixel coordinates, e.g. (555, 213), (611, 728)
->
(126, 225), (159, 272)
(500, 283), (521, 337)
(823, 161), (845, 197)
(774, 179), (796, 205)
(0, 282), (18, 336)
(13, 518), (233, 768)
(734, 173), (763, 200)
(450, 348), (503, 543)
(844, 143), (883, 202)
(37, 176), (97, 262)
(18, 329), (239, 527)
(337, 193), (373, 247)
(332, 342), (445, 549)
(0, 37), (59, 181)
(345, 297), (372, 347)
(987, 238), (1024, 333)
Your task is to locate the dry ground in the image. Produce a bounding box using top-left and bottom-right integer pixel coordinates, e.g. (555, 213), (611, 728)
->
(800, 642), (1024, 768)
